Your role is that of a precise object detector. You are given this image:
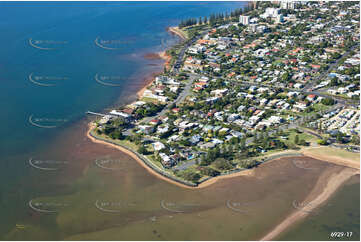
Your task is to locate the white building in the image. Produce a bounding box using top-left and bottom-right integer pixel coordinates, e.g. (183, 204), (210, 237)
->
(109, 110), (131, 119)
(239, 15), (250, 25)
(261, 8), (280, 19)
(152, 142), (166, 151)
(280, 1), (297, 9)
(276, 14), (284, 23)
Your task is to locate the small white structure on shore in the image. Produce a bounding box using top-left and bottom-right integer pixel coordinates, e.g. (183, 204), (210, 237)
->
(152, 141), (166, 151)
(239, 15), (250, 25)
(110, 110), (130, 118)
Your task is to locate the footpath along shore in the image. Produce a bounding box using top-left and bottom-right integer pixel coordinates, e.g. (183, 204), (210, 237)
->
(85, 12), (360, 240)
(86, 123), (257, 189)
(87, 124), (360, 240)
(87, 121), (360, 190)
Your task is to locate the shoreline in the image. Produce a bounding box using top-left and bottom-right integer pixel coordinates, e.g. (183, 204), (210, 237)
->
(136, 25), (185, 100)
(86, 123), (256, 190)
(135, 71), (161, 99)
(87, 124), (360, 239)
(86, 124), (360, 190)
(85, 22), (360, 239)
(86, 123), (361, 238)
(260, 166), (359, 241)
(86, 124), (195, 189)
(136, 51), (172, 99)
(158, 51), (172, 70)
(167, 26), (188, 40)
(301, 148), (360, 170)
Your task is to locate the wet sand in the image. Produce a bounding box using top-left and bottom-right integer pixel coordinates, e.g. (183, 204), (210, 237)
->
(62, 156), (350, 241)
(158, 51), (172, 70)
(86, 123), (256, 190)
(86, 128), (360, 240)
(301, 147), (360, 170)
(83, 23), (360, 240)
(86, 124), (360, 195)
(143, 53), (163, 60)
(135, 71), (162, 99)
(260, 166), (359, 241)
(135, 51), (171, 99)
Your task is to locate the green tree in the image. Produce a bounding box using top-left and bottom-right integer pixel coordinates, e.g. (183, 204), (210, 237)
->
(351, 135), (360, 145)
(138, 145), (148, 155)
(336, 132), (345, 143)
(317, 139), (328, 145)
(200, 167), (220, 177)
(321, 98), (335, 106)
(294, 134), (299, 145)
(181, 171), (201, 183)
(239, 159), (259, 169)
(214, 158), (233, 170)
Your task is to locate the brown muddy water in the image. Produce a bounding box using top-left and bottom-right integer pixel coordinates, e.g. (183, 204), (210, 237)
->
(3, 118), (353, 241)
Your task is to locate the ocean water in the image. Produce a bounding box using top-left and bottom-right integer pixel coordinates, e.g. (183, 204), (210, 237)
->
(0, 1), (246, 156)
(0, 1), (248, 239)
(0, 2), (359, 241)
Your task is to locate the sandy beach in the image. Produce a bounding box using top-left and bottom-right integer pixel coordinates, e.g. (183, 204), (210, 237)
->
(158, 51), (172, 70)
(301, 148), (360, 170)
(87, 123), (360, 239)
(260, 166), (359, 241)
(135, 71), (161, 99)
(168, 26), (188, 40)
(86, 22), (360, 239)
(86, 123), (257, 190)
(136, 51), (172, 99)
(86, 125), (360, 191)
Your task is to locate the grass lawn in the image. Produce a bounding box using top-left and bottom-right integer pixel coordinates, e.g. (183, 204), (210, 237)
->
(287, 129), (318, 143)
(320, 92), (352, 100)
(251, 148), (293, 161)
(140, 97), (160, 104)
(313, 103), (329, 112)
(305, 146), (360, 163)
(91, 129), (141, 152)
(177, 27), (191, 39)
(144, 154), (164, 169)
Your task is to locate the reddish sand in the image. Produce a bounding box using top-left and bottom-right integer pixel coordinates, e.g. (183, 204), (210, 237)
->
(136, 51), (172, 99)
(158, 51), (172, 71)
(136, 71), (161, 99)
(86, 123), (256, 190)
(143, 52), (163, 60)
(301, 148), (360, 170)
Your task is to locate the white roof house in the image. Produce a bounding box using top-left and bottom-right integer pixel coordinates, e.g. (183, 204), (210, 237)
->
(152, 142), (166, 151)
(110, 110), (130, 118)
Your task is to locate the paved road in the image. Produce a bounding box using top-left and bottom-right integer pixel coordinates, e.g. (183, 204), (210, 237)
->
(128, 28), (358, 143)
(173, 160), (196, 171)
(172, 28), (210, 74)
(141, 74), (199, 124)
(302, 45), (358, 92)
(243, 103), (342, 146)
(238, 79), (357, 107)
(140, 29), (210, 124)
(175, 75), (198, 105)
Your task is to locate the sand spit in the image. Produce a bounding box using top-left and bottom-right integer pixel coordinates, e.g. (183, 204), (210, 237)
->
(260, 166), (359, 241)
